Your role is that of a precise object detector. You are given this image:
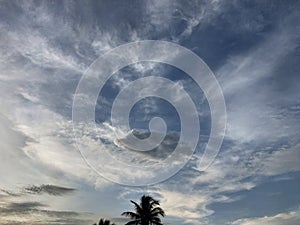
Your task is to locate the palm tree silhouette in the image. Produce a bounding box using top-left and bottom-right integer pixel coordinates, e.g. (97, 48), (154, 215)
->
(122, 195), (165, 225)
(93, 218), (116, 225)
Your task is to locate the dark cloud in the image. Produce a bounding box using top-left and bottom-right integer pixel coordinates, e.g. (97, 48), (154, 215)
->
(0, 200), (92, 225)
(0, 202), (46, 214)
(115, 129), (180, 159)
(0, 189), (21, 197)
(24, 185), (76, 196)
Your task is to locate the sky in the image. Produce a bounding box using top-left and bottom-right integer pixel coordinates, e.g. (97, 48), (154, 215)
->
(0, 0), (300, 224)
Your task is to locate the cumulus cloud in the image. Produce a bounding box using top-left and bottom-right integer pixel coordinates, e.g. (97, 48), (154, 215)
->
(231, 210), (300, 225)
(158, 189), (213, 219)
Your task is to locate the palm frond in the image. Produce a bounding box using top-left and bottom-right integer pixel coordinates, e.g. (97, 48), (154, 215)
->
(125, 219), (140, 225)
(130, 200), (143, 214)
(122, 211), (140, 219)
(151, 207), (165, 217)
(122, 195), (165, 225)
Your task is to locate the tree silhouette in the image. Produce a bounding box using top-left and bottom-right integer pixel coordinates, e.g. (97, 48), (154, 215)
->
(122, 195), (165, 225)
(93, 218), (116, 225)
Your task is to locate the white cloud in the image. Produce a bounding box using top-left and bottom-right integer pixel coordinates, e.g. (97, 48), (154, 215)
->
(217, 13), (300, 142)
(1, 29), (84, 73)
(144, 0), (225, 41)
(260, 144), (300, 176)
(158, 189), (213, 219)
(231, 210), (300, 225)
(0, 114), (49, 190)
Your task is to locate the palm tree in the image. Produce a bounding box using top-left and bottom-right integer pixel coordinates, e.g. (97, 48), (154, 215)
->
(122, 195), (165, 225)
(93, 218), (116, 225)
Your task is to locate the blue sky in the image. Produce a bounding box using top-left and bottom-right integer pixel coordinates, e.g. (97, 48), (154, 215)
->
(0, 0), (300, 224)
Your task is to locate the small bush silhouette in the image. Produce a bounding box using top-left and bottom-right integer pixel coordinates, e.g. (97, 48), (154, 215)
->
(93, 218), (116, 225)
